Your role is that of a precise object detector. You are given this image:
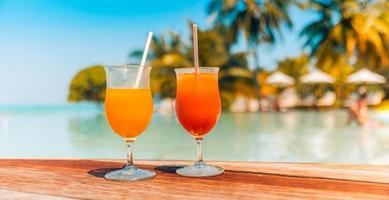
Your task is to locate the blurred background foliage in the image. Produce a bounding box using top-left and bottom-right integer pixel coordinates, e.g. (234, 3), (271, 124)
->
(68, 65), (106, 103)
(68, 0), (389, 110)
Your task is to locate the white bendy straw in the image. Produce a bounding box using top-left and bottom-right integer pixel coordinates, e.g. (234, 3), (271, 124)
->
(135, 31), (153, 88)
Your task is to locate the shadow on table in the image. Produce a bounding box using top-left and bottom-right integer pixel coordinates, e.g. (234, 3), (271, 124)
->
(88, 165), (186, 178)
(88, 167), (122, 178)
(154, 165), (186, 173)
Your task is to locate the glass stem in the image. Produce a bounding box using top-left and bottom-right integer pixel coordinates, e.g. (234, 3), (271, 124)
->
(196, 138), (204, 163)
(126, 141), (135, 167)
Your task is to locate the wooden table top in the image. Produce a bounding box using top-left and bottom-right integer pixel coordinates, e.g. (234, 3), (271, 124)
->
(0, 159), (388, 199)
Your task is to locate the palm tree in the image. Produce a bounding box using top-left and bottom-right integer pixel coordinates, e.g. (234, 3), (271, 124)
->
(299, 0), (338, 56)
(197, 24), (231, 67)
(355, 1), (389, 69)
(301, 0), (389, 69)
(208, 0), (293, 69)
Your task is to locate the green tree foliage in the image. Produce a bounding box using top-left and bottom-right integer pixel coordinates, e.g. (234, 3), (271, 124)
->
(68, 65), (106, 103)
(320, 58), (355, 103)
(208, 0), (294, 69)
(301, 0), (389, 69)
(197, 25), (230, 67)
(299, 0), (338, 56)
(277, 54), (310, 81)
(219, 53), (255, 109)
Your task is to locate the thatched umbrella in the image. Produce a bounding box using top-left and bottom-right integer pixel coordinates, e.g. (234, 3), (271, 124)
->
(346, 68), (386, 84)
(266, 71), (295, 87)
(301, 69), (334, 84)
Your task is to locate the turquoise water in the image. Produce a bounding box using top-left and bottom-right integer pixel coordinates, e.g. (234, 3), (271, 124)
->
(0, 104), (389, 163)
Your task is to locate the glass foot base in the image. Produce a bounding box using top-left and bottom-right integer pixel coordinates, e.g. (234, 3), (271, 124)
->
(176, 161), (224, 177)
(104, 165), (156, 181)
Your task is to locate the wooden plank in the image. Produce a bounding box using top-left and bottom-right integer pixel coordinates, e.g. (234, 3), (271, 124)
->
(134, 160), (389, 184)
(0, 159), (388, 200)
(0, 189), (71, 200)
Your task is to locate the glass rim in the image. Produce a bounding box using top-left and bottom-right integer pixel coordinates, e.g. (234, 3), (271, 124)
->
(175, 67), (219, 73)
(106, 64), (152, 69)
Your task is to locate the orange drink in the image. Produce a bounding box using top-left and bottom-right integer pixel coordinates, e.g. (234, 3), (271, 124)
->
(104, 88), (153, 141)
(103, 64), (156, 181)
(175, 73), (221, 138)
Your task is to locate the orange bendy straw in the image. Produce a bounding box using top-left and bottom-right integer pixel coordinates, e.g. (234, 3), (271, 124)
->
(192, 24), (199, 74)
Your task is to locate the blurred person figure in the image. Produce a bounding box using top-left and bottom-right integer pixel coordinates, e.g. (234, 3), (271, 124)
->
(348, 87), (368, 126)
(259, 98), (271, 112)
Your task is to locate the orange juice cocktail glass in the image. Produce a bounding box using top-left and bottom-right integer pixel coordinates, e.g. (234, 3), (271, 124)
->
(175, 67), (224, 177)
(104, 64), (155, 181)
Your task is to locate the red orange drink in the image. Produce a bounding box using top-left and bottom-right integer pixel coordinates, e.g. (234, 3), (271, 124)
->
(175, 72), (221, 138)
(174, 67), (224, 177)
(175, 25), (224, 177)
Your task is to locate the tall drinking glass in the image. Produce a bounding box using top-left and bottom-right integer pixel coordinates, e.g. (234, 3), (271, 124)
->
(175, 67), (223, 177)
(104, 64), (156, 181)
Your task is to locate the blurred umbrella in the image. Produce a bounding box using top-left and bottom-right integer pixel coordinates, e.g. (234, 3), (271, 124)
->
(266, 71), (295, 86)
(301, 69), (334, 84)
(346, 68), (386, 84)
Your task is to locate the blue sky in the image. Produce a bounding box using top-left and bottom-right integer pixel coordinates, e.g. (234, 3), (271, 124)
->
(0, 0), (315, 104)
